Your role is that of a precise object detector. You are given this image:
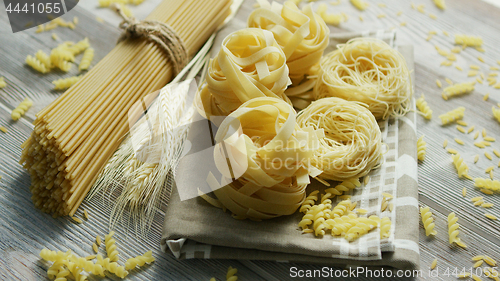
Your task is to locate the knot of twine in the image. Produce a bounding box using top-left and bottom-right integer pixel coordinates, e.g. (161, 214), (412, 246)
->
(113, 3), (188, 75)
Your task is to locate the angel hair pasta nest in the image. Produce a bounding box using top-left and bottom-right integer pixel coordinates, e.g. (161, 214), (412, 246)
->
(314, 38), (413, 120)
(296, 97), (383, 181)
(209, 97), (325, 220)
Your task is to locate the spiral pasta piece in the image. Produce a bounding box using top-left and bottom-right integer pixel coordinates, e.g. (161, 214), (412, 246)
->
(197, 28), (291, 117)
(416, 94), (432, 119)
(455, 34), (483, 47)
(226, 266), (238, 281)
(0, 77), (5, 88)
(448, 212), (466, 247)
(297, 97), (383, 180)
(452, 153), (470, 179)
(439, 106), (465, 125)
(47, 261), (66, 279)
(247, 0), (329, 99)
(52, 76), (82, 90)
(331, 199), (352, 218)
(327, 213), (358, 236)
(210, 97), (324, 220)
(79, 48), (95, 71)
(314, 38), (413, 120)
(26, 55), (48, 73)
(493, 106), (500, 124)
(50, 43), (75, 72)
(442, 82), (474, 100)
(379, 217), (391, 239)
(105, 231), (119, 262)
(69, 38), (90, 55)
(35, 50), (51, 68)
(124, 251), (155, 270)
(345, 217), (379, 241)
(474, 178), (500, 192)
(420, 206), (437, 236)
(11, 97), (33, 121)
(324, 178), (361, 197)
(299, 190), (319, 213)
(67, 254), (105, 276)
(96, 254), (129, 278)
(417, 135), (427, 161)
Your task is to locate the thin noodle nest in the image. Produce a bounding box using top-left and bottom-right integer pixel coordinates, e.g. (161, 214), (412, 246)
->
(296, 97), (383, 181)
(198, 28), (292, 118)
(314, 38), (412, 120)
(210, 97), (324, 220)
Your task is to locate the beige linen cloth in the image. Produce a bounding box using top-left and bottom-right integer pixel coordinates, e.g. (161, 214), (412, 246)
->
(161, 1), (419, 270)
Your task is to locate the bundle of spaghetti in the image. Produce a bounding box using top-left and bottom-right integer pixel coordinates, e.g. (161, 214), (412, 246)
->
(493, 106), (500, 123)
(20, 0), (233, 217)
(197, 28), (291, 118)
(439, 106), (465, 125)
(206, 97), (324, 220)
(247, 0), (329, 101)
(474, 178), (500, 192)
(296, 97), (383, 181)
(441, 82), (474, 100)
(455, 34), (483, 47)
(314, 38), (413, 120)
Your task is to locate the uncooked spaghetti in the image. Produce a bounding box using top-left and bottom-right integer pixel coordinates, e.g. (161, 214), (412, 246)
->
(314, 38), (413, 120)
(296, 97), (383, 181)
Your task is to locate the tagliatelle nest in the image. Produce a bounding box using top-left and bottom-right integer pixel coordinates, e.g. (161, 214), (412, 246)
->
(296, 97), (383, 181)
(197, 28), (292, 118)
(208, 97), (325, 220)
(314, 38), (413, 120)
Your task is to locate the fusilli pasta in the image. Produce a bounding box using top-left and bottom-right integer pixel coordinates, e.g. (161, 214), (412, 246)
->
(474, 178), (500, 192)
(0, 77), (6, 88)
(69, 38), (90, 56)
(226, 266), (238, 281)
(26, 55), (48, 73)
(417, 135), (426, 161)
(331, 199), (353, 218)
(448, 212), (466, 247)
(324, 178), (361, 198)
(420, 206), (437, 236)
(379, 217), (391, 239)
(52, 76), (81, 90)
(35, 50), (51, 68)
(455, 34), (483, 47)
(11, 97), (33, 121)
(299, 190), (319, 213)
(105, 231), (119, 262)
(442, 82), (474, 100)
(96, 254), (129, 278)
(124, 250), (155, 270)
(493, 106), (500, 124)
(439, 107), (465, 125)
(452, 153), (471, 179)
(416, 94), (433, 119)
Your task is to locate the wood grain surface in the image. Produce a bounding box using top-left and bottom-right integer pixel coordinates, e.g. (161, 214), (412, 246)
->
(1, 0), (500, 280)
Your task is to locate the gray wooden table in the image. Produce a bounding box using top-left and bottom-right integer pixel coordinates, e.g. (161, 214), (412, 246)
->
(1, 0), (500, 280)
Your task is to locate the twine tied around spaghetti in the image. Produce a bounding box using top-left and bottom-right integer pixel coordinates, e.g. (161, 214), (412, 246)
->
(113, 3), (188, 75)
